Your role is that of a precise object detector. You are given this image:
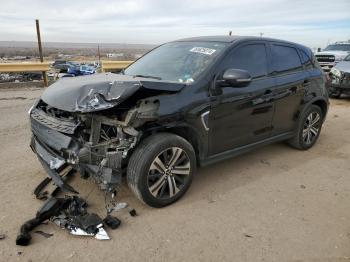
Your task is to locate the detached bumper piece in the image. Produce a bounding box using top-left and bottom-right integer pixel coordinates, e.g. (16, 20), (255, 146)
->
(16, 196), (110, 246)
(31, 137), (78, 194)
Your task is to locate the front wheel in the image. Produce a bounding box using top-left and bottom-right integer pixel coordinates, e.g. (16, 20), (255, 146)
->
(288, 105), (324, 150)
(127, 133), (196, 208)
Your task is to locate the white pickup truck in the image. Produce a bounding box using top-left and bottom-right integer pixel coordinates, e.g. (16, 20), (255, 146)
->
(315, 41), (350, 72)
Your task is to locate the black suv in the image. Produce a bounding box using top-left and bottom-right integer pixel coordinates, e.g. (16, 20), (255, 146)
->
(29, 36), (328, 207)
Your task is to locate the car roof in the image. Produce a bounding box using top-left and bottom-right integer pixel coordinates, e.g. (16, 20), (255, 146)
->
(176, 35), (302, 45)
(174, 35), (311, 53)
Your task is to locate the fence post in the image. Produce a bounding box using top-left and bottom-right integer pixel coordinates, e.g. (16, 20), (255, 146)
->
(35, 19), (48, 87)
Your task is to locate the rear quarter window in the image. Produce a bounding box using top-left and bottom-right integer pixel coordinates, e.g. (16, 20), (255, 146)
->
(272, 44), (302, 73)
(299, 49), (313, 69)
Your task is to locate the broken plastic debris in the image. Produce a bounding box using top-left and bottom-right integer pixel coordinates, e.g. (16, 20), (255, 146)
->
(129, 209), (137, 217)
(70, 224), (109, 240)
(16, 196), (110, 245)
(103, 215), (121, 230)
(106, 201), (128, 213)
(114, 202), (128, 211)
(34, 230), (53, 238)
(95, 224), (110, 240)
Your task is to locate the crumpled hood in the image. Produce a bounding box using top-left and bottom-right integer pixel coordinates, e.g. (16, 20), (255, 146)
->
(41, 73), (185, 113)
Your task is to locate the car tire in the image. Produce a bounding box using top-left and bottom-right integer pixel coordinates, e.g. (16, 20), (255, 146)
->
(287, 105), (324, 150)
(127, 133), (196, 208)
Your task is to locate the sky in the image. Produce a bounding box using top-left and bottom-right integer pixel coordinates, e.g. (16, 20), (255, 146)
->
(0, 0), (349, 48)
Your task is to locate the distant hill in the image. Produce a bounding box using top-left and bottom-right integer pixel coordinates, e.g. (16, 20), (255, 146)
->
(0, 41), (155, 50)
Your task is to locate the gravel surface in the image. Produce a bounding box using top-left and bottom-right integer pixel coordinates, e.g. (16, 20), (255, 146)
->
(0, 87), (349, 262)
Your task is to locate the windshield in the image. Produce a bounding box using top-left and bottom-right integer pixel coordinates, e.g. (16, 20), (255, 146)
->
(124, 41), (228, 83)
(324, 44), (350, 52)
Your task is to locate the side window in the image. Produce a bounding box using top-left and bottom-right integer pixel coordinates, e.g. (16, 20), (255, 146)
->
(226, 44), (268, 78)
(299, 49), (313, 69)
(272, 45), (302, 73)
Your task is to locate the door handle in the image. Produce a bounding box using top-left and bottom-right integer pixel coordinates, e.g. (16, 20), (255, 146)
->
(271, 90), (292, 100)
(252, 90), (273, 105)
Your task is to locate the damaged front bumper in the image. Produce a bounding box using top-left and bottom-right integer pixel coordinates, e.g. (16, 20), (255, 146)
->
(31, 136), (78, 193)
(29, 99), (153, 194)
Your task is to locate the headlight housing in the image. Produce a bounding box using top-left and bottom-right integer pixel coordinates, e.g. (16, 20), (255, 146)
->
(330, 67), (342, 78)
(28, 99), (40, 115)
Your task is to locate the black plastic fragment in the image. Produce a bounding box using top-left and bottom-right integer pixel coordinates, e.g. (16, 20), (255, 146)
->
(129, 209), (137, 217)
(66, 196), (88, 216)
(37, 157), (78, 194)
(34, 230), (54, 238)
(16, 197), (68, 246)
(16, 195), (112, 245)
(34, 177), (51, 200)
(71, 213), (103, 234)
(0, 234), (6, 240)
(103, 215), (121, 229)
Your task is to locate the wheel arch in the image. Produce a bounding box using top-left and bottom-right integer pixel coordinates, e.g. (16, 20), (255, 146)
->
(139, 124), (204, 165)
(311, 98), (328, 119)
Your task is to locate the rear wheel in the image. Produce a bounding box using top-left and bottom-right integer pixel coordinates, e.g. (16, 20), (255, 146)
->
(127, 133), (196, 207)
(288, 105), (324, 150)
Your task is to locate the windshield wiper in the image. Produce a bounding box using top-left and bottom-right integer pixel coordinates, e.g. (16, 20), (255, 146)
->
(133, 74), (162, 80)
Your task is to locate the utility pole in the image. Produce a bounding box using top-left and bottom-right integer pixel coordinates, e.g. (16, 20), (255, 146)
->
(35, 19), (48, 87)
(97, 44), (101, 63)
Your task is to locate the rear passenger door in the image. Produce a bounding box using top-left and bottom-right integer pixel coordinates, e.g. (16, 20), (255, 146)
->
(269, 43), (307, 135)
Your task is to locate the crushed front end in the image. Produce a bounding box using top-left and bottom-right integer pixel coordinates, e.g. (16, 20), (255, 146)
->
(329, 66), (350, 96)
(28, 73), (184, 195)
(29, 96), (158, 194)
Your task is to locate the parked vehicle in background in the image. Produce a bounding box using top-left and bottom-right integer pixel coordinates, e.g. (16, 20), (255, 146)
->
(29, 36), (328, 208)
(329, 54), (350, 98)
(52, 60), (79, 73)
(315, 41), (350, 72)
(52, 60), (67, 67)
(66, 64), (96, 76)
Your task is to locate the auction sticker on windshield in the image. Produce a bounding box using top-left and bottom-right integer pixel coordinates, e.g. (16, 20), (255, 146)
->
(189, 47), (216, 55)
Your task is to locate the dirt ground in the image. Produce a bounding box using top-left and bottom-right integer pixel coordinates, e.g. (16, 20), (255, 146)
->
(0, 87), (349, 262)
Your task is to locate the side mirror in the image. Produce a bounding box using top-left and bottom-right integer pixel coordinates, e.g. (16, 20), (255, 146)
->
(219, 68), (252, 87)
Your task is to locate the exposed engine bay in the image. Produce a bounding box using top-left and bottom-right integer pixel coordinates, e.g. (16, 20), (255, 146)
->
(30, 94), (160, 194)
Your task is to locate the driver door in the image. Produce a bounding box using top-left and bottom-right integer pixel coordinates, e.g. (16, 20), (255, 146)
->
(209, 42), (275, 155)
